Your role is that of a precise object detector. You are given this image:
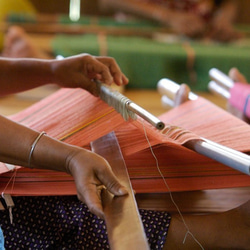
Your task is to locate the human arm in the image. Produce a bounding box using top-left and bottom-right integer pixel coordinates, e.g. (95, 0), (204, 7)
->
(207, 0), (242, 42)
(0, 114), (127, 218)
(100, 0), (206, 37)
(0, 54), (128, 97)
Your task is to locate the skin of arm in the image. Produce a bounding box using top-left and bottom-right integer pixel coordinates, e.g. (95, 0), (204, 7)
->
(207, 0), (242, 42)
(100, 0), (206, 37)
(100, 0), (242, 41)
(0, 54), (129, 218)
(0, 53), (128, 96)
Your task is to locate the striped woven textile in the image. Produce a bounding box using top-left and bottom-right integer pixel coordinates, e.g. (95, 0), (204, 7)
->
(0, 88), (249, 195)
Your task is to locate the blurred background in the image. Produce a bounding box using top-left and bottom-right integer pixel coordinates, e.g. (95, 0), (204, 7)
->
(28, 0), (250, 23)
(1, 0), (250, 113)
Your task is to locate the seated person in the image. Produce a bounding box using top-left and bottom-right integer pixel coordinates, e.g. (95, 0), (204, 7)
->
(0, 0), (37, 50)
(0, 26), (249, 250)
(1, 26), (51, 59)
(100, 0), (242, 42)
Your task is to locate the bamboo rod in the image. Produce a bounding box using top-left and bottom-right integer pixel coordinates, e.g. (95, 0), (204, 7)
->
(91, 132), (150, 250)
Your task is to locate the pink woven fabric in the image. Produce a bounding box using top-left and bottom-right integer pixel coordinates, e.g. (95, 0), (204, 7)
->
(229, 82), (250, 118)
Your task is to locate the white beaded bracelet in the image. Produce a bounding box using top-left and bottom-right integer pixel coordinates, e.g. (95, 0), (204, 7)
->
(28, 131), (46, 167)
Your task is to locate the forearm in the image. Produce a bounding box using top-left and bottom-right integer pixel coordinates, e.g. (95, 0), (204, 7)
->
(0, 114), (75, 173)
(215, 0), (238, 22)
(100, 0), (177, 25)
(0, 58), (56, 96)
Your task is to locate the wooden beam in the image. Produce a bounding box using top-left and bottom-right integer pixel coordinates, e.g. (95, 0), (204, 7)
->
(91, 131), (149, 250)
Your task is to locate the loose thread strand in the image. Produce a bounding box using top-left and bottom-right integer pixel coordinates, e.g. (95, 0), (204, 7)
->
(2, 168), (17, 195)
(10, 170), (17, 194)
(140, 120), (204, 250)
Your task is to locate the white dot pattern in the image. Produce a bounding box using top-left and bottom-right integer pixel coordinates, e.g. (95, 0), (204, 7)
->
(0, 196), (171, 249)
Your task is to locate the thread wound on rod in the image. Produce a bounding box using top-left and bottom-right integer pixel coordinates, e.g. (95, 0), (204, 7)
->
(98, 82), (137, 121)
(96, 80), (165, 130)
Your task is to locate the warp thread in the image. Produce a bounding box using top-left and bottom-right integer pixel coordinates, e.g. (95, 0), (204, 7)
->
(140, 113), (204, 249)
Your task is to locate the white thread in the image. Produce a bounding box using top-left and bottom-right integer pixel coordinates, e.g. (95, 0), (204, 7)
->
(98, 82), (137, 121)
(140, 119), (204, 250)
(5, 163), (16, 171)
(100, 83), (203, 248)
(1, 168), (17, 195)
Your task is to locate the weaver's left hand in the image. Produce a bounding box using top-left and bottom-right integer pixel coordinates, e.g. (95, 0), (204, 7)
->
(52, 54), (129, 96)
(66, 147), (128, 219)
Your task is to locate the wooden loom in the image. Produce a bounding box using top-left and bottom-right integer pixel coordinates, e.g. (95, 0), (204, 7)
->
(0, 11), (170, 37)
(0, 84), (250, 248)
(92, 131), (150, 249)
(1, 85), (250, 193)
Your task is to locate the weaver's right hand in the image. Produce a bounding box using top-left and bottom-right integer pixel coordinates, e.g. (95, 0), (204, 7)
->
(52, 54), (129, 96)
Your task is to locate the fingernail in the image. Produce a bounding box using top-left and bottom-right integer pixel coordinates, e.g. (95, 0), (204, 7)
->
(124, 76), (129, 84)
(119, 186), (128, 195)
(119, 77), (123, 85)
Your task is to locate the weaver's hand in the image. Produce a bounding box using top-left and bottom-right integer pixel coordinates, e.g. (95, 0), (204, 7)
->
(66, 148), (128, 219)
(228, 67), (247, 84)
(52, 54), (129, 96)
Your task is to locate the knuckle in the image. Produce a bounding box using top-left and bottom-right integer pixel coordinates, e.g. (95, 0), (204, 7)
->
(106, 179), (119, 191)
(83, 54), (93, 62)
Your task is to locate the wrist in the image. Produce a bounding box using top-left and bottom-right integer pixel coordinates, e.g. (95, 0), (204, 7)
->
(29, 133), (76, 173)
(65, 148), (93, 176)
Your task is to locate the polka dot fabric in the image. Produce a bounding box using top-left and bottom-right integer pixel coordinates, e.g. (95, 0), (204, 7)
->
(0, 196), (171, 249)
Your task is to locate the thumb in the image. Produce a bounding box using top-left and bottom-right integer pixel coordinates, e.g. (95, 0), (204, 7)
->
(98, 169), (128, 197)
(109, 182), (128, 196)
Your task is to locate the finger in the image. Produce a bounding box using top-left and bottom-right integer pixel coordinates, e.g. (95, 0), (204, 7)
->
(229, 68), (248, 83)
(78, 185), (105, 219)
(86, 58), (114, 85)
(122, 74), (129, 85)
(89, 66), (113, 85)
(96, 166), (128, 197)
(109, 64), (127, 86)
(97, 57), (129, 86)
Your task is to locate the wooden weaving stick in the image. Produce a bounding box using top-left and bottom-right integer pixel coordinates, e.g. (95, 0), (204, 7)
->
(91, 131), (150, 250)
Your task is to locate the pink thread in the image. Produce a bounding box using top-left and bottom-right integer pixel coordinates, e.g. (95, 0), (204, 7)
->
(229, 82), (250, 118)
